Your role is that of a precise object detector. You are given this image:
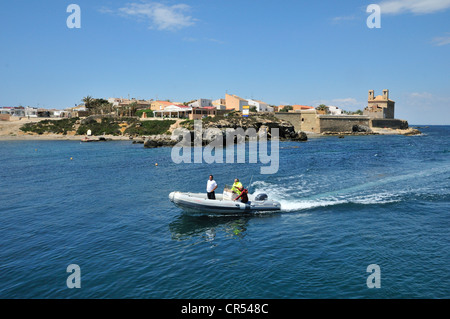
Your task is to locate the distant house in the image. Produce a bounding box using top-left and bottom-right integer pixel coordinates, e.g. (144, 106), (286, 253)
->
(188, 99), (213, 108)
(0, 107), (13, 121)
(291, 105), (315, 112)
(247, 99), (273, 112)
(44, 109), (72, 118)
(150, 100), (175, 111)
(153, 104), (191, 118)
(108, 98), (151, 108)
(108, 98), (122, 107)
(189, 107), (217, 120)
(67, 105), (89, 117)
(212, 99), (226, 110)
(326, 105), (342, 115)
(225, 94), (248, 111)
(152, 104), (217, 120)
(0, 106), (38, 118)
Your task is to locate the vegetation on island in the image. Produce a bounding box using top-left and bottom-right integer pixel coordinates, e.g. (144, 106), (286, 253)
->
(20, 118), (80, 135)
(135, 109), (154, 118)
(279, 105), (293, 112)
(82, 96), (143, 117)
(20, 115), (175, 137)
(124, 119), (175, 136)
(76, 117), (122, 136)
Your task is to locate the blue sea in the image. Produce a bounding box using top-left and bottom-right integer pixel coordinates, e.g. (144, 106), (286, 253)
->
(0, 126), (448, 299)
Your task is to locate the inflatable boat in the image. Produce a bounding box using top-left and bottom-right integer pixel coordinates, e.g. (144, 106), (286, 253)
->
(169, 187), (281, 214)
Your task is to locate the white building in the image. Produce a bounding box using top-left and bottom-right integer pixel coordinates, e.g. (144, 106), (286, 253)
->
(188, 99), (212, 108)
(153, 104), (192, 118)
(247, 99), (273, 112)
(108, 98), (121, 107)
(327, 105), (342, 115)
(0, 107), (38, 117)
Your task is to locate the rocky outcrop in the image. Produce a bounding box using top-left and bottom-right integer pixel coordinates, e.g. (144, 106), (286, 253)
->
(200, 114), (308, 142)
(142, 114), (308, 148)
(143, 135), (177, 148)
(352, 124), (372, 133)
(402, 128), (422, 136)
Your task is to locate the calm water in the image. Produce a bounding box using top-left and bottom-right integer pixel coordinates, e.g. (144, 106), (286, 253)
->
(0, 126), (449, 299)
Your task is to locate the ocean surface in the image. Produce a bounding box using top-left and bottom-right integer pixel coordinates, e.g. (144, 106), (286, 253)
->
(0, 126), (448, 299)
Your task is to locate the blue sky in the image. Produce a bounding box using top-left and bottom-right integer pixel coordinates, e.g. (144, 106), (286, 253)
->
(0, 0), (449, 124)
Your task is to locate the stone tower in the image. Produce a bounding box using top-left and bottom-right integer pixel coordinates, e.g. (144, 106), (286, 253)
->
(364, 89), (395, 119)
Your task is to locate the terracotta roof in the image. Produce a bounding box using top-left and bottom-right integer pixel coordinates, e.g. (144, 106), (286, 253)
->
(293, 105), (314, 109)
(154, 101), (174, 105)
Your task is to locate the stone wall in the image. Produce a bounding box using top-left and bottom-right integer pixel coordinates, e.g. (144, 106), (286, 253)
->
(371, 118), (408, 129)
(274, 112), (303, 132)
(275, 112), (408, 134)
(317, 115), (370, 133)
(274, 111), (319, 133)
(301, 112), (319, 133)
(0, 114), (11, 121)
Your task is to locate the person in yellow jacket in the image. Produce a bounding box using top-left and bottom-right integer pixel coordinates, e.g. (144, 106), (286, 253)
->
(231, 178), (243, 194)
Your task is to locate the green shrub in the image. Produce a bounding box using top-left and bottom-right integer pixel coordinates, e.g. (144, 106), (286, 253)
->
(76, 117), (121, 136)
(20, 118), (79, 135)
(135, 109), (154, 118)
(125, 120), (176, 136)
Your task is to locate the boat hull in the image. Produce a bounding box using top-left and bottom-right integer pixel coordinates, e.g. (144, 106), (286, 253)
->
(169, 192), (281, 214)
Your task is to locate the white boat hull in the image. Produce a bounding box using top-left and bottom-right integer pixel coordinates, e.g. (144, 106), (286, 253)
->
(169, 191), (281, 214)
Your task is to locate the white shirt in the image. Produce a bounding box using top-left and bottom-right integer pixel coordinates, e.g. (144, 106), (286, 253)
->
(207, 180), (217, 193)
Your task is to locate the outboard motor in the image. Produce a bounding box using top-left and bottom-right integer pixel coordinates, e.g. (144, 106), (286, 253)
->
(255, 193), (268, 201)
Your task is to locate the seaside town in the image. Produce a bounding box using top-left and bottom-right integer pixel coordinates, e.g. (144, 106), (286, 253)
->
(0, 89), (420, 142)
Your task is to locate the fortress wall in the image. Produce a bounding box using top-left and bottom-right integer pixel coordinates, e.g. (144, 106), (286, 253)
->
(275, 111), (320, 133)
(275, 112), (408, 133)
(274, 113), (303, 132)
(317, 115), (370, 133)
(371, 119), (408, 129)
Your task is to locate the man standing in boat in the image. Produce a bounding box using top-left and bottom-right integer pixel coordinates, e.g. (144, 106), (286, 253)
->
(206, 175), (218, 200)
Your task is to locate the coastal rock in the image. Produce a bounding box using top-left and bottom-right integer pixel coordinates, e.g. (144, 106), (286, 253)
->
(132, 138), (145, 144)
(144, 135), (177, 148)
(402, 128), (422, 136)
(291, 131), (308, 141)
(352, 124), (372, 133)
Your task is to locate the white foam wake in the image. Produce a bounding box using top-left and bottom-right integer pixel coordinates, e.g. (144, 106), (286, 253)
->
(279, 199), (347, 212)
(278, 193), (401, 212)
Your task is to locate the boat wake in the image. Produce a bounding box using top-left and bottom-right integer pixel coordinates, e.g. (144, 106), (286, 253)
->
(250, 165), (449, 213)
(277, 193), (401, 212)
